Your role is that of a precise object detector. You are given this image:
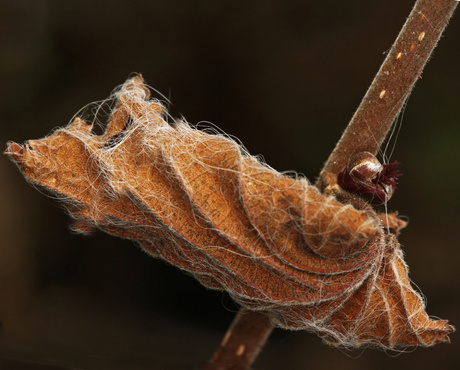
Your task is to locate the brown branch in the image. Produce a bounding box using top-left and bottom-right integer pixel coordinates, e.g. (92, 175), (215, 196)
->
(317, 0), (458, 191)
(204, 1), (457, 369)
(203, 309), (274, 370)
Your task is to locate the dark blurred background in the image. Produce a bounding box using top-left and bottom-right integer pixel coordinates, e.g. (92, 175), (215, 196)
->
(1, 1), (459, 369)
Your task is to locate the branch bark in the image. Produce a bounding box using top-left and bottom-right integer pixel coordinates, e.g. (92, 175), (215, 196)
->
(317, 0), (458, 191)
(203, 309), (274, 370)
(205, 0), (457, 368)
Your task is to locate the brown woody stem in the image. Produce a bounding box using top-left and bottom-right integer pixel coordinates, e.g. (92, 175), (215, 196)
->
(205, 1), (457, 368)
(203, 309), (274, 370)
(317, 0), (457, 191)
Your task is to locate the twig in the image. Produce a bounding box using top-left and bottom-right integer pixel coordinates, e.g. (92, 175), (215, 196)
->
(204, 1), (457, 368)
(203, 309), (274, 370)
(317, 0), (458, 191)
